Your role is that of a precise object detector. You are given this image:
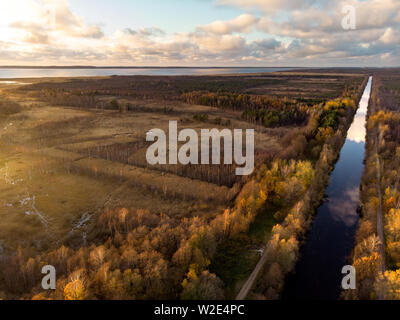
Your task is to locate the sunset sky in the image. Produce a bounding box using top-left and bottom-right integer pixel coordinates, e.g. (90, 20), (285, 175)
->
(0, 0), (399, 66)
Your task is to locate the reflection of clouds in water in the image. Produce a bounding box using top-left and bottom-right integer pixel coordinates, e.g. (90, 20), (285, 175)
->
(358, 96), (369, 114)
(346, 79), (370, 143)
(346, 187), (360, 203)
(327, 186), (359, 227)
(347, 115), (366, 143)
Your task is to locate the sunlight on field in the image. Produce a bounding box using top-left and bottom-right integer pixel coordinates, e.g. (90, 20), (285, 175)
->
(0, 79), (281, 252)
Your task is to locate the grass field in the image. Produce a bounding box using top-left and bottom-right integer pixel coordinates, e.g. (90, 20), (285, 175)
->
(0, 75), (291, 252)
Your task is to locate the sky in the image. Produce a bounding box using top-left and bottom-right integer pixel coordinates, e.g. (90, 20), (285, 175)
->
(0, 0), (399, 67)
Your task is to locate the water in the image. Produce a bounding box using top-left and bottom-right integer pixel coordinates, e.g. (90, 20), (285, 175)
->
(282, 76), (373, 300)
(0, 67), (298, 79)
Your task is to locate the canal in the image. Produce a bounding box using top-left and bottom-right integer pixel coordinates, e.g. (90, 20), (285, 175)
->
(282, 76), (373, 300)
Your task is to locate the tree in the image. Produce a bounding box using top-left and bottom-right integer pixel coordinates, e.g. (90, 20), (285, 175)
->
(277, 237), (298, 273)
(89, 246), (106, 269)
(264, 262), (284, 290)
(375, 269), (400, 300)
(64, 269), (89, 300)
(64, 279), (88, 300)
(181, 268), (224, 300)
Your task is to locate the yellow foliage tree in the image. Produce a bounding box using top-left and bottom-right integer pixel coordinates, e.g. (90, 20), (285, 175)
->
(64, 279), (87, 300)
(375, 269), (400, 300)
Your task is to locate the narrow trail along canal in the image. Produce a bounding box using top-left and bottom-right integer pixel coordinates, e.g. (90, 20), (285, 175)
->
(282, 76), (373, 300)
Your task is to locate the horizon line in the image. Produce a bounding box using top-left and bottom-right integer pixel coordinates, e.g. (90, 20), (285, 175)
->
(0, 65), (393, 69)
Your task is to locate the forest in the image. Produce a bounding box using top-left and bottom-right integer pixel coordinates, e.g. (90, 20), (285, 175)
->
(0, 71), (369, 300)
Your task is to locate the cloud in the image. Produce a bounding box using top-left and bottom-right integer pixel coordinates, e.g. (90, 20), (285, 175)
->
(327, 186), (360, 227)
(189, 33), (246, 52)
(0, 0), (399, 66)
(247, 0), (400, 65)
(255, 0), (400, 36)
(197, 14), (259, 34)
(125, 27), (166, 37)
(9, 21), (51, 44)
(380, 28), (400, 45)
(44, 0), (103, 38)
(8, 0), (104, 41)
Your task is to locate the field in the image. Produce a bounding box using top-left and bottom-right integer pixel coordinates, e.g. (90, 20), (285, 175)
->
(0, 88), (241, 251)
(0, 71), (367, 299)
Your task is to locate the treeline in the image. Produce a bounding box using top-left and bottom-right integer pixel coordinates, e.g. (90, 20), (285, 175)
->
(76, 142), (273, 187)
(29, 88), (113, 110)
(27, 88), (175, 113)
(182, 92), (357, 131)
(242, 108), (308, 128)
(181, 92), (310, 128)
(181, 92), (293, 111)
(19, 74), (341, 103)
(346, 74), (400, 300)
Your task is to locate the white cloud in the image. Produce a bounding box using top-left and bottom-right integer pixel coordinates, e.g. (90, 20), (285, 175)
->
(380, 28), (400, 45)
(197, 14), (259, 35)
(7, 0), (103, 44)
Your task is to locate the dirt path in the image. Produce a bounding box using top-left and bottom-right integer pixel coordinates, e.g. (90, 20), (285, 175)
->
(375, 136), (386, 276)
(236, 248), (268, 300)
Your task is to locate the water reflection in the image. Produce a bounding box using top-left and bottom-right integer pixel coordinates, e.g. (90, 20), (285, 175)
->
(347, 115), (367, 143)
(346, 77), (372, 143)
(327, 186), (360, 227)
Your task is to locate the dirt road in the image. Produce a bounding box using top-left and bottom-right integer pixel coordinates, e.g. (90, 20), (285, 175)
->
(236, 248), (268, 300)
(375, 136), (386, 277)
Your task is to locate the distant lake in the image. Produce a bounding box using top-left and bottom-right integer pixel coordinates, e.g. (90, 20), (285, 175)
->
(0, 67), (299, 79)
